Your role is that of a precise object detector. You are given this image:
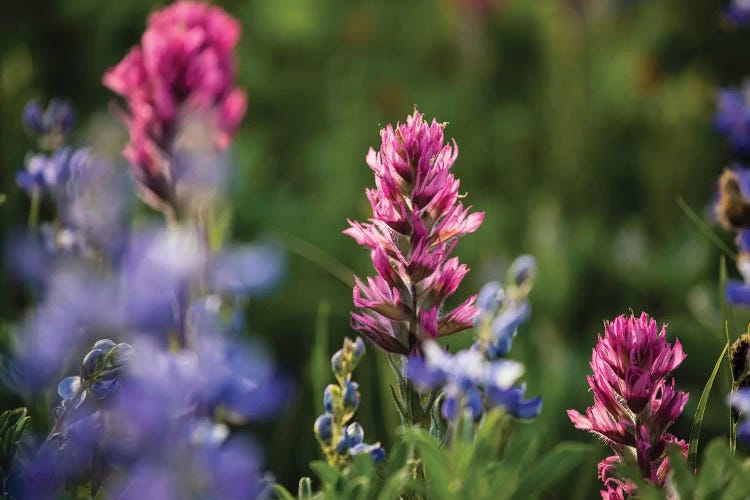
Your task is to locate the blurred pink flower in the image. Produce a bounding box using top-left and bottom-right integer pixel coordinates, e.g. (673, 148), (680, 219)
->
(568, 312), (689, 496)
(103, 1), (246, 210)
(345, 109), (483, 355)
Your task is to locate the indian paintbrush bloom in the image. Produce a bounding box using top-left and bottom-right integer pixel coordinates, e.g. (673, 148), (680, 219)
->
(102, 0), (246, 211)
(314, 337), (385, 467)
(345, 108), (484, 356)
(567, 313), (689, 498)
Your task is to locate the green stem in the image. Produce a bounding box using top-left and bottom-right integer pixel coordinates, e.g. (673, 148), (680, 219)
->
(28, 187), (40, 230)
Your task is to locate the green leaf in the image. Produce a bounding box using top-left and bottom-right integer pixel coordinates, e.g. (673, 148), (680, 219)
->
(688, 341), (729, 470)
(401, 426), (450, 498)
(273, 483), (296, 500)
(677, 196), (736, 261)
(0, 408), (30, 494)
(276, 232), (354, 288)
(694, 438), (748, 498)
(511, 442), (590, 499)
(720, 256), (739, 455)
(297, 477), (313, 499)
(310, 460), (342, 488)
(664, 444), (695, 499)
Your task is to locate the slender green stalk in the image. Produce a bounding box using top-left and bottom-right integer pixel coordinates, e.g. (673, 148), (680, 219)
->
(677, 196), (737, 260)
(27, 187), (40, 230)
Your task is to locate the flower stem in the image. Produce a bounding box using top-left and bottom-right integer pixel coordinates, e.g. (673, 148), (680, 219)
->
(28, 187), (40, 230)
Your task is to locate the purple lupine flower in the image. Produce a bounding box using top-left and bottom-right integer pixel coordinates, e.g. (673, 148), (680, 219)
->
(16, 147), (88, 196)
(314, 337), (384, 468)
(712, 167), (750, 307)
(102, 1), (247, 210)
(567, 313), (689, 496)
(473, 255), (535, 359)
(22, 98), (75, 140)
(726, 0), (750, 25)
(715, 85), (750, 153)
(730, 388), (750, 442)
(406, 340), (539, 420)
(345, 109), (484, 355)
(406, 257), (541, 421)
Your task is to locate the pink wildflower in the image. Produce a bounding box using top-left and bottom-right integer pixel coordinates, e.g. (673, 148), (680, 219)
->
(103, 1), (246, 210)
(345, 109), (484, 355)
(567, 312), (689, 497)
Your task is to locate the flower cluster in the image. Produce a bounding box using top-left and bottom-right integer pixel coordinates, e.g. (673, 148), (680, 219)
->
(22, 98), (75, 149)
(345, 108), (484, 356)
(712, 75), (750, 304)
(103, 0), (246, 211)
(567, 313), (689, 499)
(314, 337), (385, 468)
(726, 0), (750, 25)
(730, 388), (750, 442)
(406, 256), (541, 423)
(5, 3), (290, 498)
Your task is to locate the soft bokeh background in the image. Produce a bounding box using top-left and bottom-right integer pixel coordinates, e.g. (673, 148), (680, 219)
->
(2, 0), (750, 496)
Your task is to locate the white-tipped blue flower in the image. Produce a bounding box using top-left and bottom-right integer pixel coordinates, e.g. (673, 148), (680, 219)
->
(730, 388), (750, 442)
(346, 422), (364, 447)
(508, 254), (536, 289)
(476, 281), (504, 317)
(314, 414), (334, 444)
(342, 380), (360, 412)
(349, 442), (385, 464)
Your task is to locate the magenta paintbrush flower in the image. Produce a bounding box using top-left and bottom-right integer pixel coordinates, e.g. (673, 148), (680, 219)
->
(103, 1), (246, 211)
(345, 109), (484, 356)
(567, 312), (689, 498)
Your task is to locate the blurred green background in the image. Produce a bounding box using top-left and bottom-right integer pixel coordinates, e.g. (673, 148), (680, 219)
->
(2, 0), (750, 496)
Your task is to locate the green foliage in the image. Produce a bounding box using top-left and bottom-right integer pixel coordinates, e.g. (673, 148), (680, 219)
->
(622, 438), (750, 500)
(689, 341), (729, 469)
(0, 408), (30, 493)
(282, 409), (589, 499)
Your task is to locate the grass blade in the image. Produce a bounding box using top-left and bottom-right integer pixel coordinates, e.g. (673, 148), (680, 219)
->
(677, 196), (736, 261)
(688, 341), (729, 469)
(720, 256), (739, 455)
(276, 232), (354, 288)
(311, 301), (330, 416)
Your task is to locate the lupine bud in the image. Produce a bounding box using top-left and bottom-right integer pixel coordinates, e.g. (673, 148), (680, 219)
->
(323, 384), (340, 414)
(335, 429), (350, 454)
(508, 255), (536, 289)
(314, 414), (333, 444)
(108, 343), (135, 368)
(81, 349), (104, 379)
(93, 339), (116, 353)
(22, 101), (45, 136)
(331, 349), (344, 378)
(342, 380), (360, 412)
(352, 337), (366, 360)
(44, 99), (75, 136)
(442, 395), (459, 421)
(346, 422), (364, 446)
(476, 281), (504, 317)
(349, 443), (385, 464)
